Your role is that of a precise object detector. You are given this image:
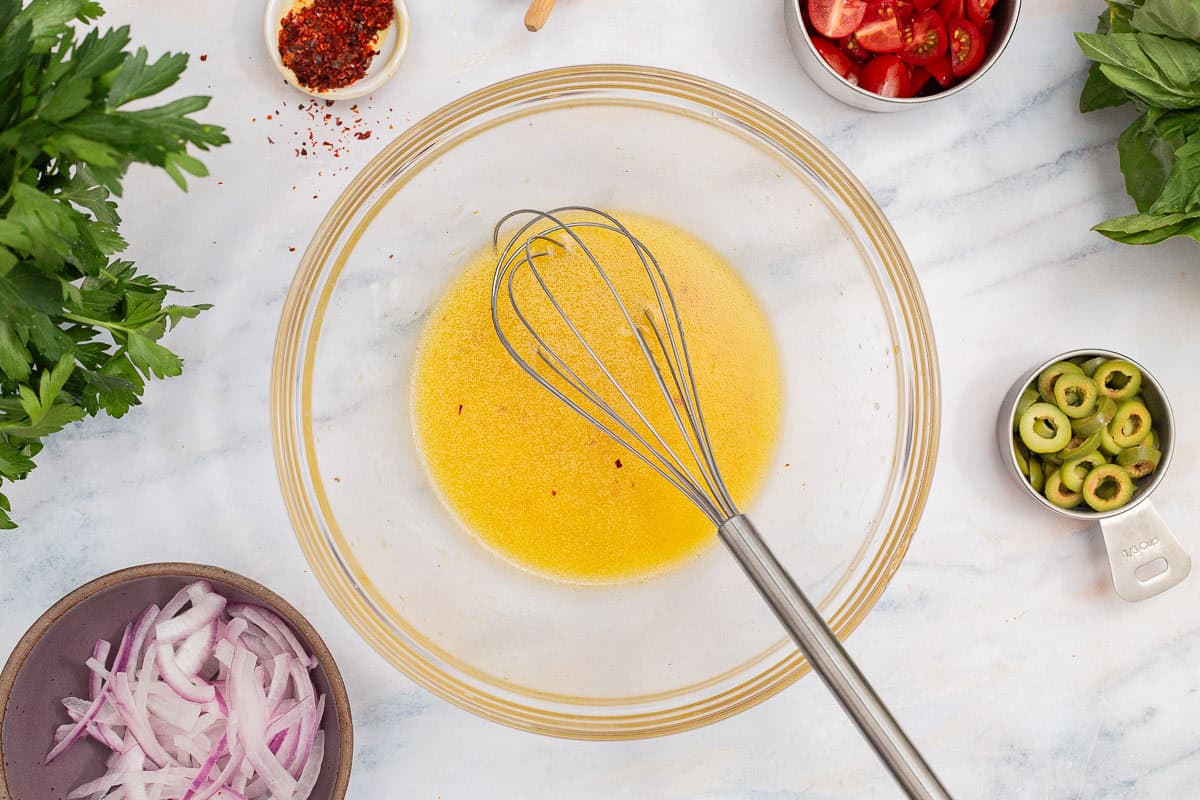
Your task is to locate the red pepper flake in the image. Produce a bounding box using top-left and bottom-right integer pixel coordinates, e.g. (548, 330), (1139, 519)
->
(615, 459), (623, 469)
(199, 54), (208, 62)
(550, 489), (557, 496)
(457, 404), (463, 415)
(288, 246), (296, 252)
(354, 130), (371, 140)
(266, 114), (273, 120)
(278, 0), (395, 93)
(267, 136), (275, 144)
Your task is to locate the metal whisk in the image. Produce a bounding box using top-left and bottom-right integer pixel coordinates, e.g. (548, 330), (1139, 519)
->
(491, 207), (950, 800)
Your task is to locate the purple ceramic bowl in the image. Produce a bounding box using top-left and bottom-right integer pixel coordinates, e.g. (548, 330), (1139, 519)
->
(0, 563), (352, 799)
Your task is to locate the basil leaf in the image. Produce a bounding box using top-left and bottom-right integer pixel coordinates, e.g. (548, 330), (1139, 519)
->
(1081, 62), (1130, 111)
(1148, 136), (1200, 212)
(1093, 209), (1200, 243)
(1136, 34), (1200, 89)
(1132, 0), (1200, 42)
(1098, 63), (1198, 108)
(1118, 116), (1176, 211)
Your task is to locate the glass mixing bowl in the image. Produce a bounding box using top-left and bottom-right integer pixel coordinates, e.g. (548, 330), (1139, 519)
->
(272, 65), (940, 739)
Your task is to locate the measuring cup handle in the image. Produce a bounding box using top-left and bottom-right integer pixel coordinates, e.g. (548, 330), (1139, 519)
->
(1099, 502), (1192, 601)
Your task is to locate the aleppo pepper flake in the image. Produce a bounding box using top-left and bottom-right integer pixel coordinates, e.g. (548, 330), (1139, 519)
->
(278, 0), (395, 92)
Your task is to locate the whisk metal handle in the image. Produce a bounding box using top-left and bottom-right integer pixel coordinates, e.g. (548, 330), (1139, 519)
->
(718, 515), (951, 800)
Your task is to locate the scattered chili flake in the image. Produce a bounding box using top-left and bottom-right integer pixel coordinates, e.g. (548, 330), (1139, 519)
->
(615, 459), (623, 469)
(457, 404), (463, 415)
(354, 130), (372, 140)
(266, 114), (273, 120)
(199, 54), (208, 62)
(267, 136), (275, 144)
(277, 0), (396, 93)
(550, 490), (557, 496)
(288, 246), (296, 252)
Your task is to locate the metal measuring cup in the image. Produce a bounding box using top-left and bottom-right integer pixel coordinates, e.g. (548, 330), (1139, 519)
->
(997, 349), (1192, 601)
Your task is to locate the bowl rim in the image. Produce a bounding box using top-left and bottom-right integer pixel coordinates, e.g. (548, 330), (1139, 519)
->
(270, 63), (942, 739)
(785, 0), (1023, 107)
(0, 562), (353, 799)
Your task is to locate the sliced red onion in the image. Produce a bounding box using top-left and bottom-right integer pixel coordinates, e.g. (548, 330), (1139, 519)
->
(50, 583), (326, 800)
(44, 688), (110, 764)
(156, 643), (215, 703)
(174, 620), (217, 676)
(156, 593), (225, 645)
(111, 672), (171, 768)
(128, 605), (161, 669)
(228, 605), (314, 667)
(90, 640), (111, 700)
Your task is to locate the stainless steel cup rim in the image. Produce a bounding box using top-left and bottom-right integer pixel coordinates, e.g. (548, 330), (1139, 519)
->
(998, 348), (1175, 521)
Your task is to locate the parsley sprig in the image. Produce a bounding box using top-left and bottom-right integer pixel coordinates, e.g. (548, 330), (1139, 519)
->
(0, 0), (227, 527)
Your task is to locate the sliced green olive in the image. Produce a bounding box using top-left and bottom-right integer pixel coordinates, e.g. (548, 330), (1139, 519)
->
(1013, 437), (1030, 476)
(1093, 359), (1143, 401)
(1044, 469), (1083, 509)
(1042, 450), (1064, 465)
(1110, 399), (1152, 449)
(1059, 431), (1101, 461)
(1082, 464), (1135, 512)
(1070, 396), (1117, 435)
(1061, 451), (1107, 493)
(1019, 403), (1072, 453)
(1013, 387), (1040, 432)
(1078, 356), (1108, 377)
(1038, 361), (1084, 403)
(1053, 374), (1099, 419)
(1116, 445), (1162, 479)
(1099, 424), (1123, 456)
(1145, 429), (1160, 449)
(1029, 457), (1045, 492)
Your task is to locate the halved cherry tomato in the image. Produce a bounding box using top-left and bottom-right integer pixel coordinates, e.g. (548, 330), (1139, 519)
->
(809, 0), (869, 38)
(980, 18), (995, 45)
(909, 65), (932, 92)
(813, 36), (862, 82)
(892, 0), (916, 24)
(900, 9), (947, 65)
(937, 0), (966, 22)
(949, 18), (985, 76)
(856, 0), (905, 53)
(914, 0), (939, 10)
(859, 54), (912, 97)
(928, 55), (955, 87)
(967, 0), (996, 26)
(840, 32), (873, 62)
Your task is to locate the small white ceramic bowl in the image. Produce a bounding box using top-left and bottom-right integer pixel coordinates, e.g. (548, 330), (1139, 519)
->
(264, 0), (410, 101)
(784, 0), (1021, 112)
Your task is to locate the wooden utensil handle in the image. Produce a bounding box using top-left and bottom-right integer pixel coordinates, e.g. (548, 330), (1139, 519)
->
(525, 0), (556, 31)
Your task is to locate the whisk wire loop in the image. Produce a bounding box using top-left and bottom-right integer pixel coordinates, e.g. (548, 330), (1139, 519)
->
(491, 206), (737, 524)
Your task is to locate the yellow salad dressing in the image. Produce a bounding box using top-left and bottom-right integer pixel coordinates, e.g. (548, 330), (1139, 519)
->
(411, 212), (783, 583)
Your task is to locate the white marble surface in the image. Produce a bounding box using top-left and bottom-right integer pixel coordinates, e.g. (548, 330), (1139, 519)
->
(3, 0), (1199, 797)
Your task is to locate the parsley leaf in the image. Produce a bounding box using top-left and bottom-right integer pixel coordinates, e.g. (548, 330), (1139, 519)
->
(0, 0), (227, 527)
